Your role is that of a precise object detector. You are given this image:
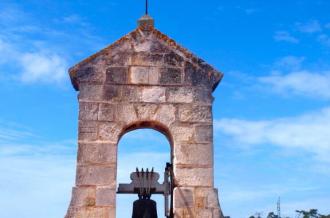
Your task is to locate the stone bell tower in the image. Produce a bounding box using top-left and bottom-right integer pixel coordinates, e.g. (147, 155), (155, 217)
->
(65, 14), (224, 218)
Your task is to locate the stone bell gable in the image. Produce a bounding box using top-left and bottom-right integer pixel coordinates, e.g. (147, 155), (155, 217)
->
(69, 19), (222, 92)
(66, 15), (224, 218)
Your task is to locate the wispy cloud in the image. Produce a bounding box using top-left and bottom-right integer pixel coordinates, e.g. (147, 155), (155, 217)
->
(296, 20), (322, 33)
(0, 122), (76, 218)
(215, 107), (330, 163)
(274, 31), (299, 43)
(259, 70), (330, 99)
(19, 52), (68, 84)
(0, 4), (104, 85)
(273, 56), (305, 71)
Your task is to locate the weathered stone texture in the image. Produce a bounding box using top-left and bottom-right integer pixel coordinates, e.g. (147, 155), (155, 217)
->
(174, 167), (213, 187)
(129, 66), (159, 84)
(179, 105), (212, 123)
(76, 165), (116, 187)
(66, 207), (113, 218)
(78, 121), (98, 141)
(141, 87), (166, 103)
(195, 125), (213, 143)
(98, 122), (122, 142)
(98, 104), (115, 121)
(159, 67), (182, 84)
(70, 187), (96, 207)
(167, 87), (194, 103)
(172, 125), (194, 143)
(79, 102), (99, 121)
(105, 67), (128, 84)
(174, 143), (213, 166)
(96, 187), (116, 206)
(78, 143), (117, 164)
(173, 187), (194, 208)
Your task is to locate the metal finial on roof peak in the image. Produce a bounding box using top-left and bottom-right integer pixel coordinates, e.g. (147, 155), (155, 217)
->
(146, 0), (149, 15)
(138, 0), (154, 29)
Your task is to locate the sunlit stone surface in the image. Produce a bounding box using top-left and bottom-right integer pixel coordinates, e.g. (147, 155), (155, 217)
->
(66, 15), (224, 218)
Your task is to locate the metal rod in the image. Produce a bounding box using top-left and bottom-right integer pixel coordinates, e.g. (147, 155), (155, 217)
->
(146, 0), (149, 15)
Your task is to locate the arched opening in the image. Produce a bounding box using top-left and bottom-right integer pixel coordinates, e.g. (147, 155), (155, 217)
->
(116, 127), (172, 218)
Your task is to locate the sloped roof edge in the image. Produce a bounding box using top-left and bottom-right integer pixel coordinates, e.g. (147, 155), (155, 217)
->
(69, 26), (223, 91)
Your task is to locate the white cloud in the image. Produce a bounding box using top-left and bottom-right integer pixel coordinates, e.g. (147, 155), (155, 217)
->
(0, 5), (104, 85)
(274, 31), (299, 43)
(259, 71), (330, 99)
(215, 107), (330, 162)
(19, 52), (67, 84)
(296, 20), (322, 33)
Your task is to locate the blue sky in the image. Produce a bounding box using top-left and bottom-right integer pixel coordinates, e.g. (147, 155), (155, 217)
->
(0, 0), (330, 217)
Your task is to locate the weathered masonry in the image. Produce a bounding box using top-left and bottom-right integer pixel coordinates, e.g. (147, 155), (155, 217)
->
(65, 15), (224, 218)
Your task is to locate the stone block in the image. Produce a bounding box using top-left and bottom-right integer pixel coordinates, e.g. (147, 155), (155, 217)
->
(78, 85), (103, 101)
(78, 121), (98, 141)
(195, 125), (213, 143)
(129, 66), (149, 84)
(96, 187), (116, 206)
(116, 104), (138, 124)
(195, 209), (213, 218)
(150, 39), (171, 53)
(77, 66), (105, 83)
(106, 52), (131, 66)
(195, 196), (207, 208)
(131, 52), (164, 66)
(121, 86), (142, 102)
(98, 104), (115, 121)
(174, 208), (195, 218)
(79, 102), (99, 121)
(179, 105), (212, 123)
(195, 188), (220, 209)
(166, 87), (194, 103)
(136, 104), (158, 120)
(98, 122), (122, 143)
(164, 52), (184, 67)
(76, 165), (116, 187)
(70, 186), (96, 207)
(173, 187), (194, 208)
(184, 62), (209, 87)
(105, 67), (128, 84)
(212, 208), (223, 218)
(194, 88), (213, 105)
(174, 143), (212, 166)
(141, 87), (166, 103)
(134, 40), (152, 52)
(159, 67), (182, 84)
(172, 125), (194, 143)
(102, 85), (121, 102)
(129, 66), (160, 85)
(174, 167), (213, 187)
(148, 67), (160, 84)
(154, 104), (176, 126)
(70, 207), (111, 218)
(78, 143), (117, 164)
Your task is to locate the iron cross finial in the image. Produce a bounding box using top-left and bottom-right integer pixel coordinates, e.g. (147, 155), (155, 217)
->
(145, 0), (149, 15)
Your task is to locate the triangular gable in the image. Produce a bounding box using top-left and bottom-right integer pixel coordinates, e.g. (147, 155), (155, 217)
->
(69, 25), (223, 91)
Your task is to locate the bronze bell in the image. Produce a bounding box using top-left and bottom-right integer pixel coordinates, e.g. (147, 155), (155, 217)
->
(132, 196), (158, 218)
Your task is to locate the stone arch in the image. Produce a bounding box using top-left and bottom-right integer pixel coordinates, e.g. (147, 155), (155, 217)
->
(116, 125), (173, 217)
(118, 120), (174, 149)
